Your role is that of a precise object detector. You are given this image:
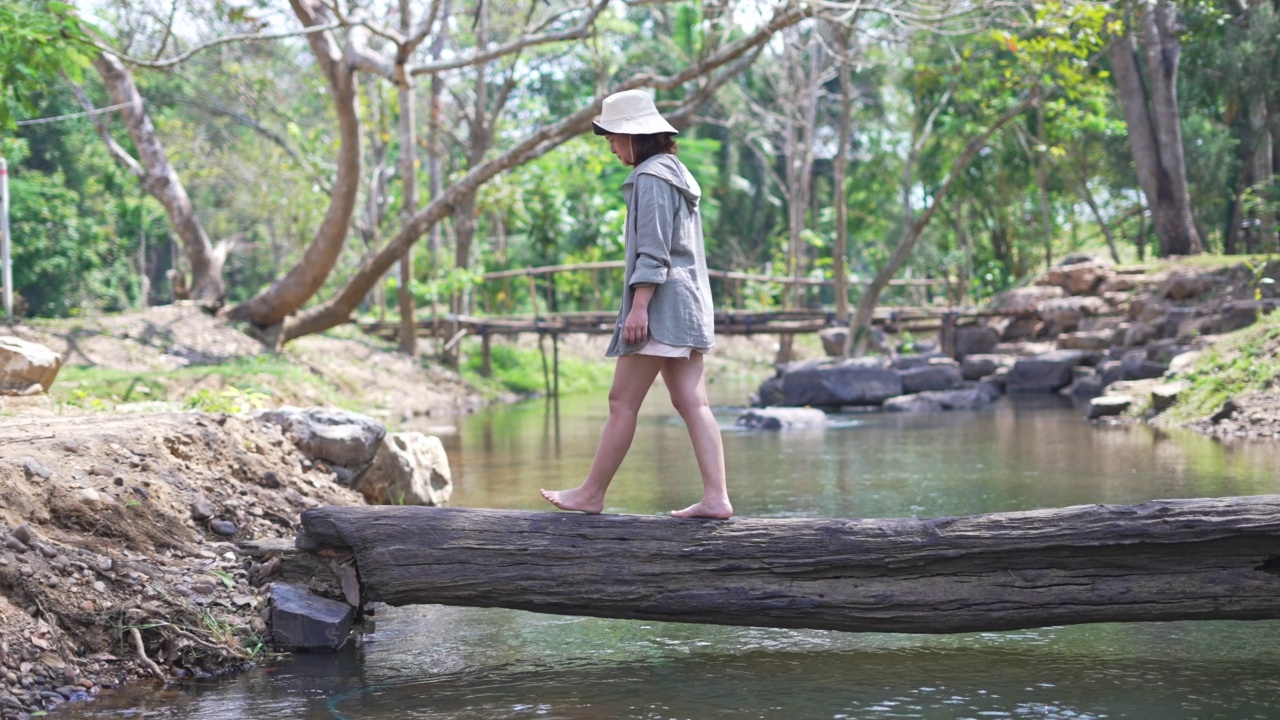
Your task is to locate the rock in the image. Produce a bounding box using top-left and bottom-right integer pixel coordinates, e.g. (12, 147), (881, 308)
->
(190, 499), (217, 521)
(1056, 330), (1113, 351)
(3, 537), (28, 553)
(18, 458), (53, 481)
(960, 354), (1015, 381)
(736, 407), (827, 430)
(898, 363), (962, 393)
(1087, 395), (1133, 419)
(209, 520), (238, 537)
(1123, 321), (1159, 346)
(353, 432), (453, 506)
(1167, 350), (1202, 376)
(1098, 274), (1140, 294)
(884, 388), (995, 412)
(994, 285), (1066, 311)
(775, 358), (903, 407)
(1160, 271), (1209, 300)
(0, 336), (63, 394)
(1151, 382), (1187, 412)
(882, 394), (942, 412)
(11, 522), (34, 545)
(1037, 296), (1109, 334)
(257, 406), (386, 476)
(753, 376), (784, 407)
(1006, 350), (1087, 393)
(1040, 256), (1113, 295)
(1210, 398), (1239, 424)
(889, 354), (944, 370)
(953, 325), (1000, 359)
(817, 327), (849, 357)
(269, 583), (354, 652)
(1120, 351), (1167, 381)
(1069, 373), (1104, 402)
(1097, 360), (1124, 387)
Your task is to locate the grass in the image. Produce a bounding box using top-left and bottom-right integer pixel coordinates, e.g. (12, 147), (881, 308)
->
(1163, 310), (1280, 424)
(50, 353), (342, 412)
(459, 337), (614, 398)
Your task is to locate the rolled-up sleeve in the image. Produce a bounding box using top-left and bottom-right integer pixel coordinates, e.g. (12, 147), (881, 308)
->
(629, 174), (675, 286)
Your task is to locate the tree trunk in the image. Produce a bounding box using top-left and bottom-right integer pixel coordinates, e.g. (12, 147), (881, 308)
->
(832, 25), (854, 351)
(1108, 5), (1202, 258)
(290, 495), (1280, 636)
(223, 0), (362, 331)
(91, 54), (226, 307)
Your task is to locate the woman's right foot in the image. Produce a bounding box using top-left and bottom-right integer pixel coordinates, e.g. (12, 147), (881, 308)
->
(540, 487), (605, 514)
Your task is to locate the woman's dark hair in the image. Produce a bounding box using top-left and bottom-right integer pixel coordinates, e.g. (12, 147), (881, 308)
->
(630, 133), (678, 165)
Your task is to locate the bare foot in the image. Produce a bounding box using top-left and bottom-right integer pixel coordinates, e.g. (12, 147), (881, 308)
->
(540, 487), (605, 514)
(670, 499), (733, 520)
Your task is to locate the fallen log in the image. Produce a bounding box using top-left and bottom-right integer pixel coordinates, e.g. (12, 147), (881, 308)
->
(293, 495), (1280, 636)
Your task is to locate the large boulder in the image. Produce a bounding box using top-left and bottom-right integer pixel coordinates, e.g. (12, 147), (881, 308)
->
(1037, 296), (1109, 334)
(898, 362), (963, 393)
(269, 583), (354, 652)
(257, 406), (386, 483)
(960, 353), (1016, 381)
(354, 432), (453, 506)
(776, 358), (903, 407)
(883, 388), (996, 412)
(1040, 255), (1114, 295)
(818, 327), (848, 357)
(953, 325), (1000, 359)
(1006, 350), (1087, 393)
(736, 407), (827, 430)
(1159, 271), (1210, 300)
(0, 336), (63, 395)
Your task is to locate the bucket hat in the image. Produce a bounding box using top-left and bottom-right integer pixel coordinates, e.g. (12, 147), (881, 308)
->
(592, 89), (679, 136)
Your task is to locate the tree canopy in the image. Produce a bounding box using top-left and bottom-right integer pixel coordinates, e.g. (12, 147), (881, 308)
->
(2, 0), (1277, 353)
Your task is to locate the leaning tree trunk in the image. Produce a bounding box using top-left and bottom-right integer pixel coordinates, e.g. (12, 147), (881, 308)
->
(276, 495), (1280, 638)
(223, 0), (362, 333)
(92, 54), (226, 307)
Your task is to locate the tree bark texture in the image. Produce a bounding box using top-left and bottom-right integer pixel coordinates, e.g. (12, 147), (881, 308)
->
(92, 54), (226, 306)
(295, 495), (1280, 635)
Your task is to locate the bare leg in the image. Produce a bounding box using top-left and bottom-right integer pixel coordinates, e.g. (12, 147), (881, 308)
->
(662, 352), (733, 519)
(540, 354), (665, 513)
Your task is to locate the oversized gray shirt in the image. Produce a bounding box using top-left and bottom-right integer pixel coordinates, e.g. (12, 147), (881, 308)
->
(606, 154), (716, 358)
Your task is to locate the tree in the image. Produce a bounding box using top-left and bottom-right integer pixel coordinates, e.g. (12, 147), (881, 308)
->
(0, 0), (93, 129)
(1108, 0), (1203, 256)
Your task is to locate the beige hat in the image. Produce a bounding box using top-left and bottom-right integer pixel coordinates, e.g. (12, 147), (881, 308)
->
(592, 89), (678, 136)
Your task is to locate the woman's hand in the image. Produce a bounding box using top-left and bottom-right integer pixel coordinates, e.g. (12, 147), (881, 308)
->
(625, 284), (656, 345)
(623, 305), (649, 345)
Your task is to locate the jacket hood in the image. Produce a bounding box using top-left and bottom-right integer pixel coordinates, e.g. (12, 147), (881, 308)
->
(626, 154), (701, 210)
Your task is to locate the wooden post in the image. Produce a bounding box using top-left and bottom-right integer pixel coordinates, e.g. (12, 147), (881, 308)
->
(480, 329), (492, 377)
(292, 495), (1280, 636)
(941, 311), (958, 358)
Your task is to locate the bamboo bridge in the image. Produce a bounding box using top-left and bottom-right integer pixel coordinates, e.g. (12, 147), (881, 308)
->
(359, 261), (1026, 380)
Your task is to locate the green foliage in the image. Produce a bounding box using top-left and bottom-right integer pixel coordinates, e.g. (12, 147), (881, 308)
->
(1164, 310), (1280, 423)
(460, 339), (614, 397)
(0, 0), (94, 129)
(186, 386), (271, 414)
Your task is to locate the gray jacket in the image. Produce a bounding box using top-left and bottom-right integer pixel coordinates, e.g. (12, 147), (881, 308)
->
(606, 154), (716, 357)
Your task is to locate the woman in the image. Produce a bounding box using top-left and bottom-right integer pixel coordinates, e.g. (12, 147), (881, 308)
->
(540, 89), (732, 520)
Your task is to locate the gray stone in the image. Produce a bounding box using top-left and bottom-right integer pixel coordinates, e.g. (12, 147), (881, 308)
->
(736, 407), (827, 430)
(1097, 360), (1124, 387)
(1151, 382), (1187, 412)
(1069, 370), (1104, 402)
(190, 498), (217, 521)
(1037, 296), (1109, 334)
(1087, 395), (1133, 419)
(1056, 330), (1113, 351)
(1159, 271), (1209, 300)
(257, 406), (386, 471)
(1007, 351), (1087, 393)
(753, 376), (785, 407)
(209, 519), (238, 537)
(270, 583), (355, 652)
(883, 388), (995, 413)
(10, 522), (34, 545)
(960, 354), (1015, 381)
(817, 327), (849, 357)
(1040, 256), (1113, 295)
(953, 325), (1000, 359)
(18, 457), (53, 480)
(1120, 351), (1167, 381)
(898, 364), (962, 393)
(882, 394), (943, 413)
(354, 432), (453, 506)
(778, 359), (903, 407)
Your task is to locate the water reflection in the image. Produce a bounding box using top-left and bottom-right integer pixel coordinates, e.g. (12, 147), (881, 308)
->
(54, 390), (1280, 719)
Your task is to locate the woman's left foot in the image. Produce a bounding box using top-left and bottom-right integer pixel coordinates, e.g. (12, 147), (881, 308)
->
(670, 500), (733, 519)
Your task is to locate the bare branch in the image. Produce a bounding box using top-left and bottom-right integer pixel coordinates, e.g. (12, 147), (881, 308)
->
(84, 21), (343, 69)
(68, 82), (146, 181)
(409, 0), (609, 76)
(189, 102), (334, 193)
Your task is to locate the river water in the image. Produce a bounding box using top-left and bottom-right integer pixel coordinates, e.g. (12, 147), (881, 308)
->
(57, 383), (1280, 719)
